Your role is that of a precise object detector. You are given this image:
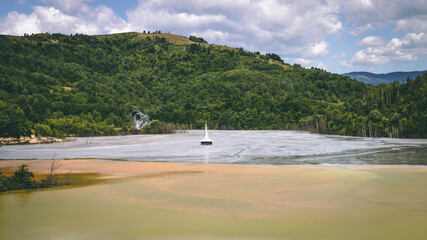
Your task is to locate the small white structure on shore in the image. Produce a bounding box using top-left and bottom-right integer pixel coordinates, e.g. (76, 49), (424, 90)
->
(201, 121), (212, 145)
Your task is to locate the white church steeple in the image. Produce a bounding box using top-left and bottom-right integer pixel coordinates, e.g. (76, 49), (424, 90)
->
(201, 121), (212, 145)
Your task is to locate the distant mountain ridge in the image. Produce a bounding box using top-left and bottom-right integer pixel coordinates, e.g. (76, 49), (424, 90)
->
(343, 71), (427, 85)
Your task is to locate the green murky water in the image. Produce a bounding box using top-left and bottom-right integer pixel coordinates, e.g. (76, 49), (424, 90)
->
(1, 165), (426, 239)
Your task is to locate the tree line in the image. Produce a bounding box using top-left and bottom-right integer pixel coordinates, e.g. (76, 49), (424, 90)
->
(0, 32), (425, 138)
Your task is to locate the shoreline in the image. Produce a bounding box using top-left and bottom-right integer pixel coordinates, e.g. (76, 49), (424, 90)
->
(2, 159), (426, 196)
(0, 135), (65, 145)
(2, 158), (427, 167)
(1, 158), (427, 179)
(2, 129), (426, 146)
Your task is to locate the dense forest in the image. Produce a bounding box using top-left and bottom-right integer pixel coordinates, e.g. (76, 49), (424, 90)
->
(0, 32), (425, 138)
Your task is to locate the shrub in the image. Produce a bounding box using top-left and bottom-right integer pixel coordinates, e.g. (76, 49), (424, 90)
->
(34, 123), (52, 136)
(0, 171), (9, 192)
(189, 36), (207, 44)
(9, 164), (36, 189)
(2, 164), (36, 191)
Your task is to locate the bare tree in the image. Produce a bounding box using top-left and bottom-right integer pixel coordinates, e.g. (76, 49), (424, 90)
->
(41, 158), (62, 187)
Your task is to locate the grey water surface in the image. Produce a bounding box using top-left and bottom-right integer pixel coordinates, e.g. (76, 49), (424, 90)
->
(1, 130), (426, 165)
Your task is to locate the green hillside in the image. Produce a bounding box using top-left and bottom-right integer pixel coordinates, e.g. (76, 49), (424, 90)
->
(0, 32), (425, 138)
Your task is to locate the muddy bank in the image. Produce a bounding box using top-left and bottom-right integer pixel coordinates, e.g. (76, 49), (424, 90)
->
(1, 160), (426, 240)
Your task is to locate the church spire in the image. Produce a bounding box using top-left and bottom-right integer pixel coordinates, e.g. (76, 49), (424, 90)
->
(201, 121), (212, 145)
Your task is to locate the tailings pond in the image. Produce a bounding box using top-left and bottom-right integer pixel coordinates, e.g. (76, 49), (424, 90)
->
(1, 130), (426, 165)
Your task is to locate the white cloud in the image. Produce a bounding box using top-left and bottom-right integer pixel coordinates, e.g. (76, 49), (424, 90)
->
(0, 0), (345, 61)
(1, 0), (425, 70)
(126, 0), (342, 59)
(316, 62), (329, 71)
(294, 58), (329, 70)
(311, 41), (330, 57)
(348, 23), (374, 36)
(340, 59), (352, 68)
(357, 36), (386, 46)
(0, 0), (129, 35)
(396, 16), (427, 33)
(0, 11), (41, 35)
(195, 29), (230, 44)
(343, 33), (427, 66)
(402, 32), (427, 49)
(341, 0), (427, 34)
(294, 58), (313, 66)
(41, 0), (90, 15)
(338, 0), (427, 69)
(340, 0), (427, 67)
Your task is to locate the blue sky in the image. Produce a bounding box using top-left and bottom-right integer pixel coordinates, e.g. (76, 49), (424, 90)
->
(1, 0), (426, 74)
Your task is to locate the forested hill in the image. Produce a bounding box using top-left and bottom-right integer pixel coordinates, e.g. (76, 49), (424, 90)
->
(0, 32), (425, 139)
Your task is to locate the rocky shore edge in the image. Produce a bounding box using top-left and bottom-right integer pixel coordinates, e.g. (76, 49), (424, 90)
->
(0, 135), (64, 145)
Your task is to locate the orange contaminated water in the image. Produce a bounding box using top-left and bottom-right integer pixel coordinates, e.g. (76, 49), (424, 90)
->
(0, 160), (426, 239)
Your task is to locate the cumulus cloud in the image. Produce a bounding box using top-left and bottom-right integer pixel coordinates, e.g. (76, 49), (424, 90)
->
(311, 41), (330, 57)
(126, 0), (342, 58)
(0, 0), (342, 60)
(294, 58), (329, 71)
(402, 32), (427, 51)
(0, 0), (129, 35)
(0, 11), (41, 35)
(396, 16), (427, 34)
(42, 0), (90, 15)
(1, 0), (426, 69)
(357, 36), (386, 46)
(348, 23), (374, 36)
(341, 0), (427, 34)
(342, 33), (427, 66)
(341, 0), (427, 66)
